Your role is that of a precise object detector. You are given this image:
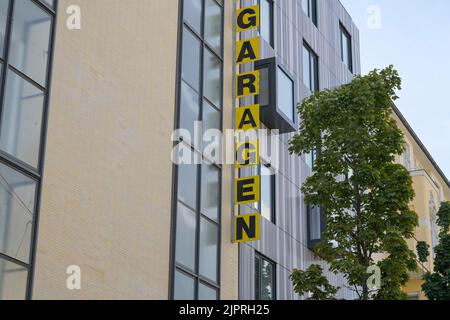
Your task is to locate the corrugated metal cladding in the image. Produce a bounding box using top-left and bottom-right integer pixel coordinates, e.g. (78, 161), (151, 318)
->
(238, 0), (361, 300)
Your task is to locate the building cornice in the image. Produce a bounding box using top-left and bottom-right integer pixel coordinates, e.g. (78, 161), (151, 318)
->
(392, 103), (450, 191)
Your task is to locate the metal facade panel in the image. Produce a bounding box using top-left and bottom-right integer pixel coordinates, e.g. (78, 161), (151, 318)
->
(238, 0), (360, 300)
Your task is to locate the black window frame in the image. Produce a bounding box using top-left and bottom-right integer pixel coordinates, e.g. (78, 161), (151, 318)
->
(339, 23), (353, 73)
(259, 0), (274, 48)
(302, 41), (319, 92)
(302, 0), (318, 27)
(254, 57), (298, 133)
(170, 0), (224, 301)
(0, 0), (57, 300)
(254, 252), (276, 300)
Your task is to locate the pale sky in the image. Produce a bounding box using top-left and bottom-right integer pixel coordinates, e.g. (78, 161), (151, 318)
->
(340, 0), (450, 178)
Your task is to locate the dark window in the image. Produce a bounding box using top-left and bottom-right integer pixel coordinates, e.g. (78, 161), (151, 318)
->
(260, 0), (274, 47)
(307, 205), (325, 250)
(302, 42), (319, 92)
(255, 253), (276, 300)
(340, 24), (353, 72)
(254, 58), (297, 133)
(301, 0), (317, 26)
(0, 0), (56, 301)
(172, 0), (223, 301)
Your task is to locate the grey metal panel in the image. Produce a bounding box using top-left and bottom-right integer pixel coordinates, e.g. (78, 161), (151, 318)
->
(238, 0), (360, 300)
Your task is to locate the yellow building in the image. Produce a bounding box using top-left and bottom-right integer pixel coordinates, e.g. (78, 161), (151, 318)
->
(393, 106), (450, 300)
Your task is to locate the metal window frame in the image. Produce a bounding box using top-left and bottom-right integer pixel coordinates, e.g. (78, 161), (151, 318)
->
(254, 57), (298, 133)
(311, 0), (318, 27)
(339, 22), (353, 73)
(0, 0), (57, 300)
(302, 41), (319, 92)
(306, 204), (326, 251)
(254, 251), (276, 300)
(302, 0), (318, 27)
(169, 0), (224, 301)
(258, 0), (274, 49)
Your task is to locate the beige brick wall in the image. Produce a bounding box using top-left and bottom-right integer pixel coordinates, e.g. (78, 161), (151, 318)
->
(33, 0), (178, 299)
(32, 0), (238, 300)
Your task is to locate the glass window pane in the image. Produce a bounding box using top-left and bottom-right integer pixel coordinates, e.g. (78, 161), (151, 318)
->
(260, 258), (275, 300)
(260, 0), (271, 45)
(9, 0), (52, 86)
(0, 0), (8, 57)
(255, 255), (261, 299)
(257, 67), (269, 107)
(174, 270), (195, 300)
(261, 166), (273, 222)
(0, 258), (28, 300)
(203, 48), (221, 108)
(305, 150), (314, 168)
(342, 32), (348, 64)
(199, 283), (218, 300)
(202, 99), (220, 132)
(277, 67), (294, 122)
(202, 100), (220, 157)
(183, 0), (202, 34)
(201, 164), (219, 222)
(177, 156), (197, 209)
(310, 206), (322, 240)
(301, 0), (309, 16)
(42, 0), (54, 8)
(199, 217), (218, 283)
(204, 0), (222, 53)
(182, 27), (201, 91)
(0, 70), (44, 168)
(180, 81), (200, 145)
(341, 28), (352, 71)
(303, 46), (311, 90)
(310, 54), (318, 91)
(0, 162), (36, 264)
(175, 202), (197, 270)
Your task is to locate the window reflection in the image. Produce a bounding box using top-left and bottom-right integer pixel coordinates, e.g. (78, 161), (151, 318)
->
(0, 257), (28, 300)
(277, 67), (294, 123)
(203, 49), (221, 108)
(174, 0), (223, 300)
(9, 0), (52, 86)
(309, 205), (322, 241)
(199, 217), (218, 283)
(201, 164), (219, 222)
(183, 0), (202, 34)
(260, 0), (272, 46)
(261, 165), (274, 223)
(205, 0), (222, 53)
(0, 162), (36, 264)
(0, 0), (55, 302)
(255, 253), (275, 300)
(0, 0), (9, 57)
(303, 44), (318, 92)
(0, 70), (45, 168)
(174, 270), (195, 300)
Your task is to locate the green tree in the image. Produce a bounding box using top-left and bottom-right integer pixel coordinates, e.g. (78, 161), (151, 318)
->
(422, 202), (450, 300)
(289, 66), (418, 300)
(291, 264), (339, 300)
(416, 241), (430, 267)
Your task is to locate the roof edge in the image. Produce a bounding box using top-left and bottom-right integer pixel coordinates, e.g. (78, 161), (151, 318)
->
(392, 103), (450, 191)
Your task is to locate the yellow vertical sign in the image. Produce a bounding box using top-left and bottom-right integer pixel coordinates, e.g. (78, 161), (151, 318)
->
(233, 4), (262, 243)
